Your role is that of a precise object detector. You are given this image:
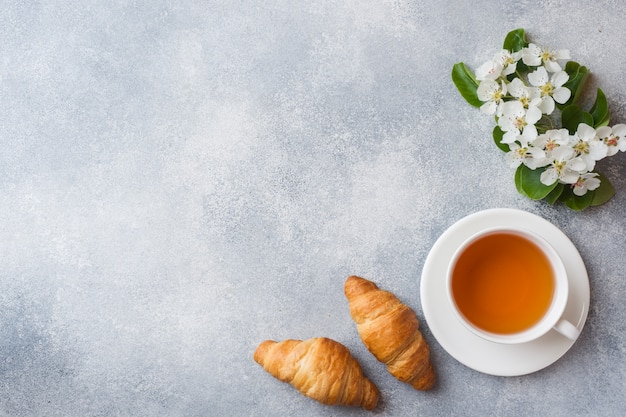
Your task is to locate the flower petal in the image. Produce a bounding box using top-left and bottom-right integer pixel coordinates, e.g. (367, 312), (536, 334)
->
(538, 96), (555, 115)
(612, 124), (626, 137)
(508, 78), (526, 98)
(522, 124), (538, 141)
(595, 126), (612, 138)
(543, 60), (562, 73)
(554, 49), (571, 60)
(499, 101), (524, 121)
(576, 123), (597, 141)
(502, 130), (519, 144)
(477, 80), (498, 101)
(475, 60), (503, 81)
(522, 44), (542, 66)
(573, 184), (588, 196)
(502, 62), (517, 76)
(525, 106), (543, 124)
(560, 169), (580, 184)
(588, 141), (608, 160)
(553, 145), (576, 161)
(504, 151), (522, 168)
(551, 71), (570, 87)
(580, 154), (596, 172)
(528, 67), (549, 86)
(567, 156), (588, 172)
(585, 176), (601, 191)
(540, 168), (558, 185)
(552, 87), (571, 104)
(480, 101), (497, 115)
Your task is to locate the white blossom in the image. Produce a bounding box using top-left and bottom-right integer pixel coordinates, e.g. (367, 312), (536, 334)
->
(533, 129), (571, 156)
(572, 172), (601, 196)
(505, 138), (549, 169)
(498, 101), (542, 144)
(460, 34), (625, 206)
(475, 59), (503, 81)
(507, 77), (542, 112)
(570, 123), (608, 171)
(522, 43), (571, 72)
(540, 145), (586, 186)
(477, 79), (507, 115)
(493, 49), (523, 76)
(596, 124), (626, 156)
(527, 67), (571, 114)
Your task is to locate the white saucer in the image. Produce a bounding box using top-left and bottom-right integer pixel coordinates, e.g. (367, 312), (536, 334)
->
(420, 208), (589, 376)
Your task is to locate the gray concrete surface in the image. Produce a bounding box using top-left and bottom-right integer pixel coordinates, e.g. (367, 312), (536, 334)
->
(2, 1), (625, 416)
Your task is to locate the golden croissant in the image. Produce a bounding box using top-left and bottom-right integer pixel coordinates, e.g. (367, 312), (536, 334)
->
(344, 275), (435, 390)
(253, 337), (379, 410)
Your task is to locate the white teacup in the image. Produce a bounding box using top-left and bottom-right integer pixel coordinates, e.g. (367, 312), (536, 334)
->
(446, 227), (579, 344)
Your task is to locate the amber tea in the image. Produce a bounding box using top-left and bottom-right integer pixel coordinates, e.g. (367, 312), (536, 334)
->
(450, 232), (555, 335)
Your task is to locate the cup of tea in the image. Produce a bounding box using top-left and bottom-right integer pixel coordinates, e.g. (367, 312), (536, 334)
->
(446, 226), (579, 344)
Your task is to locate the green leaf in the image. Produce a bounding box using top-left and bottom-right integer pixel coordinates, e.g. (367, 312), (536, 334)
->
(514, 164), (528, 197)
(544, 183), (564, 205)
(560, 61), (589, 108)
(451, 62), (482, 108)
(515, 165), (558, 200)
(561, 104), (594, 134)
(590, 88), (610, 128)
(503, 28), (527, 52)
(492, 126), (509, 152)
(562, 187), (594, 211)
(590, 172), (615, 206)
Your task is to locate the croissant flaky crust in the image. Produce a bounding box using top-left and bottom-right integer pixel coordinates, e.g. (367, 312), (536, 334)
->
(253, 337), (380, 410)
(344, 275), (435, 390)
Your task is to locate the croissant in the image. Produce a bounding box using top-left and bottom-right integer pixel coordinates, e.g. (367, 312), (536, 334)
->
(344, 275), (435, 390)
(253, 337), (379, 410)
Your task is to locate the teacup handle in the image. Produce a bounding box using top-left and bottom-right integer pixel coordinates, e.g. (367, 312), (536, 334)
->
(553, 319), (580, 340)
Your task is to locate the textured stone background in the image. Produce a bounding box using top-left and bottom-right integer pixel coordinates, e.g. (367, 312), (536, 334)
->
(2, 1), (625, 416)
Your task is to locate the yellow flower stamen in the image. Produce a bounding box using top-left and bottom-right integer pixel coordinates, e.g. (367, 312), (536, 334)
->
(545, 140), (558, 151)
(606, 135), (619, 146)
(540, 82), (554, 97)
(573, 140), (589, 154)
(541, 50), (554, 63)
(519, 96), (530, 108)
(574, 177), (585, 188)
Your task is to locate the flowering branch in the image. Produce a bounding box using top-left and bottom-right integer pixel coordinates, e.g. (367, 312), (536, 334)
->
(452, 28), (622, 210)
